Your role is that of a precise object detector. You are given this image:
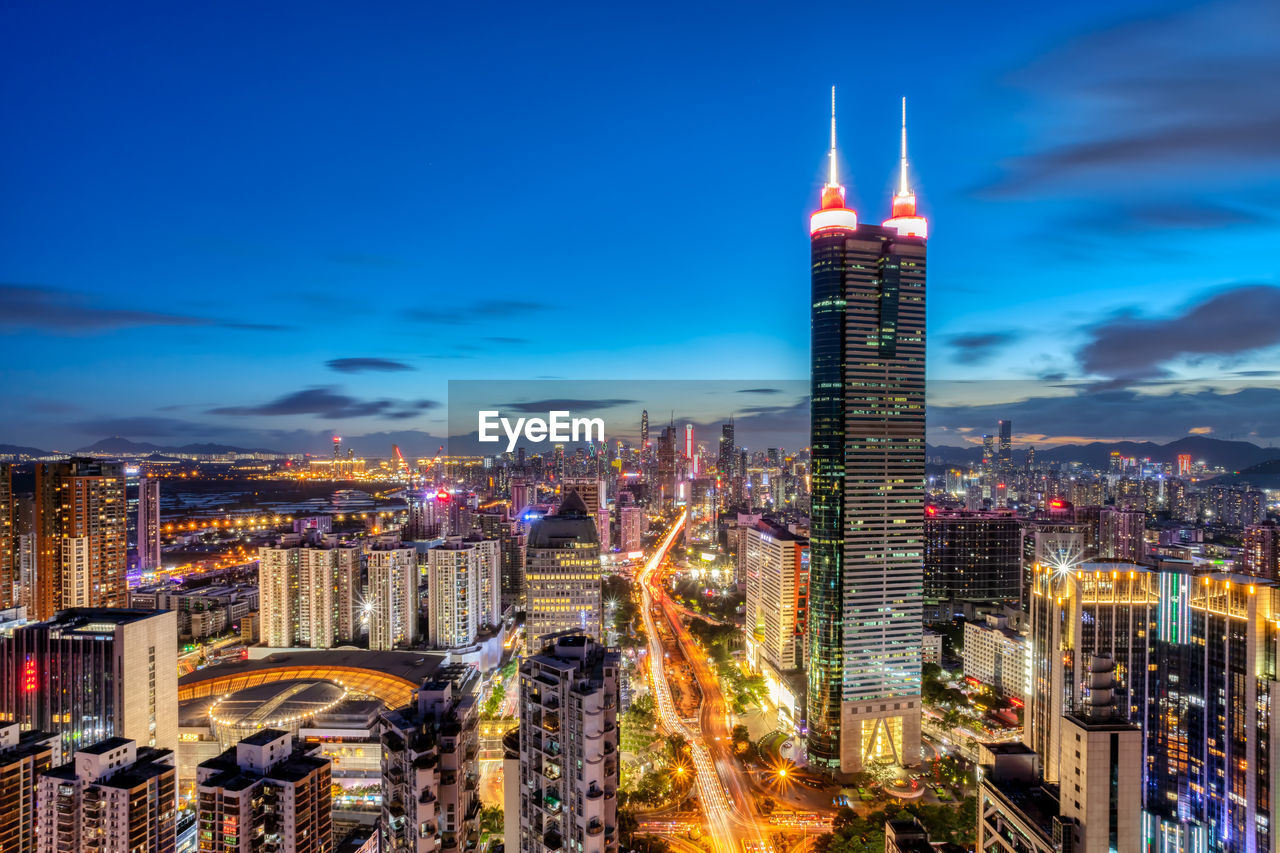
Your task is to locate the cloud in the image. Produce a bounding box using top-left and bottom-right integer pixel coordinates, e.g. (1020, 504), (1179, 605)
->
(0, 283), (288, 333)
(1059, 200), (1271, 234)
(485, 336), (529, 345)
(1188, 426), (1213, 434)
(411, 299), (551, 326)
(1077, 284), (1280, 379)
(985, 0), (1280, 196)
(72, 416), (214, 438)
(736, 387), (783, 394)
(949, 332), (1021, 365)
(210, 387), (440, 420)
(326, 358), (415, 373)
(497, 398), (638, 414)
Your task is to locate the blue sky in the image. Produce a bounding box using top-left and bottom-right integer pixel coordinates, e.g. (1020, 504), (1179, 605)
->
(3, 0), (1279, 454)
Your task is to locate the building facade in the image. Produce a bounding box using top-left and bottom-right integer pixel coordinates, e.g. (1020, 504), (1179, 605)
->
(525, 493), (602, 650)
(196, 729), (332, 853)
(742, 520), (809, 673)
(137, 476), (162, 573)
(378, 664), (481, 853)
(367, 539), (419, 651)
(33, 458), (127, 619)
(924, 509), (1023, 606)
(0, 608), (178, 761)
(259, 532), (360, 649)
(36, 738), (177, 853)
(425, 537), (500, 648)
(510, 634), (619, 853)
(0, 724), (57, 853)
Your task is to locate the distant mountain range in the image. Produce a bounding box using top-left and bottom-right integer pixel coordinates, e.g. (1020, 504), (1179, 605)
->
(927, 436), (1280, 472)
(77, 437), (283, 455)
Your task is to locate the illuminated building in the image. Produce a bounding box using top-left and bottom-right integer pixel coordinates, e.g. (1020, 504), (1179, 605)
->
(0, 608), (177, 762)
(476, 510), (526, 610)
(258, 532), (360, 649)
(655, 425), (677, 507)
(508, 634), (619, 853)
(1142, 573), (1280, 852)
(525, 492), (602, 650)
(425, 537), (500, 648)
(137, 476), (162, 573)
(195, 729), (331, 853)
(36, 737), (176, 853)
(560, 477), (604, 516)
(962, 614), (1028, 701)
(0, 724), (57, 853)
(718, 421), (735, 476)
(367, 539), (419, 651)
(1176, 454), (1192, 477)
(1097, 506), (1144, 562)
(923, 508), (1023, 608)
(0, 464), (12, 609)
(742, 519), (809, 673)
(1241, 520), (1279, 579)
(378, 664), (481, 853)
(684, 424), (696, 476)
(807, 89), (925, 775)
(639, 410), (648, 450)
(618, 506), (642, 554)
(1025, 563), (1158, 784)
(33, 458), (127, 619)
(997, 418), (1013, 476)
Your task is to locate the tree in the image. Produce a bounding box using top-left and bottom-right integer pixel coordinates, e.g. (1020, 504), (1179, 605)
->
(479, 806), (503, 836)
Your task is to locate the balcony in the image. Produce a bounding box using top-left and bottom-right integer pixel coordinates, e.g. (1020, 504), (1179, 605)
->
(541, 714), (560, 734)
(587, 821), (604, 837)
(543, 831), (563, 850)
(543, 793), (562, 814)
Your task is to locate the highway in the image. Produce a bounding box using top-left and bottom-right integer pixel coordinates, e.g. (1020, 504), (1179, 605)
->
(638, 511), (771, 853)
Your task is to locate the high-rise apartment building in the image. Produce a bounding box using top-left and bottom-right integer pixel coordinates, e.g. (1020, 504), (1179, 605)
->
(1097, 506), (1145, 563)
(258, 532), (361, 649)
(1241, 520), (1280, 579)
(617, 506), (643, 554)
(525, 493), (602, 650)
(0, 608), (177, 761)
(0, 724), (57, 853)
(425, 537), (500, 648)
(33, 458), (127, 619)
(509, 634), (619, 853)
(0, 464), (12, 609)
(962, 613), (1028, 701)
(378, 664), (481, 853)
(807, 92), (925, 775)
(367, 539), (419, 651)
(742, 519), (809, 674)
(196, 729), (332, 853)
(137, 476), (162, 573)
(923, 509), (1022, 607)
(36, 738), (177, 853)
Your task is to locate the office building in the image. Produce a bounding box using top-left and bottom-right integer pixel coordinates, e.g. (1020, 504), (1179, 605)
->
(924, 508), (1022, 606)
(33, 458), (127, 619)
(196, 729), (332, 853)
(0, 724), (57, 853)
(962, 614), (1028, 701)
(1025, 563), (1157, 784)
(511, 634), (619, 853)
(0, 464), (12, 609)
(525, 492), (602, 649)
(808, 92), (925, 775)
(367, 538), (419, 651)
(742, 519), (809, 673)
(0, 608), (177, 761)
(718, 422), (735, 477)
(425, 537), (500, 648)
(36, 738), (177, 853)
(561, 477), (604, 516)
(137, 476), (162, 573)
(259, 532), (360, 649)
(1143, 573), (1280, 852)
(378, 664), (481, 853)
(997, 418), (1013, 475)
(1241, 520), (1280, 579)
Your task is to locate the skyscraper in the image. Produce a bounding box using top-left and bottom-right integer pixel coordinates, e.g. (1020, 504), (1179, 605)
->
(34, 458), (128, 619)
(137, 476), (162, 573)
(0, 464), (12, 609)
(923, 508), (1023, 607)
(807, 90), (926, 776)
(425, 537), (501, 648)
(640, 410), (648, 449)
(0, 608), (178, 761)
(0, 724), (57, 853)
(524, 492), (602, 650)
(997, 418), (1013, 474)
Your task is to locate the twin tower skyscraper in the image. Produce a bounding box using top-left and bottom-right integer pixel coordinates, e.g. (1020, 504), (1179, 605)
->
(807, 89), (927, 776)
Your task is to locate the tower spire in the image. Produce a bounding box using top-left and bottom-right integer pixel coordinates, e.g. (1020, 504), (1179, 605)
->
(898, 97), (909, 197)
(828, 85), (839, 187)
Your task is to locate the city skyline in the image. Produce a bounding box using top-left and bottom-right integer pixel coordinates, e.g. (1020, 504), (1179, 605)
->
(4, 0), (1280, 450)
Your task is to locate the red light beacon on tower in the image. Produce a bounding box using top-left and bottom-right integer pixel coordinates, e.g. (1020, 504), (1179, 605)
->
(810, 86), (859, 235)
(882, 97), (928, 239)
